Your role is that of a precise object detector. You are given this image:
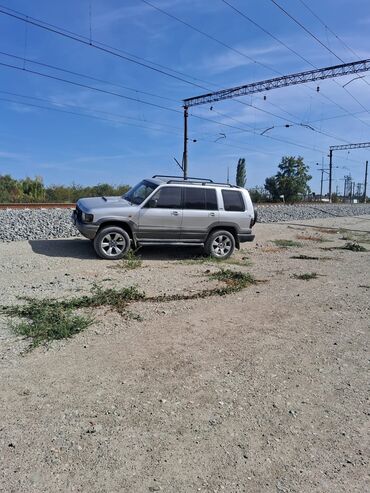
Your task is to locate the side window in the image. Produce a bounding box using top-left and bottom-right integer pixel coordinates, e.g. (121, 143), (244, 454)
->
(205, 189), (218, 210)
(184, 188), (205, 209)
(151, 187), (182, 209)
(222, 190), (245, 212)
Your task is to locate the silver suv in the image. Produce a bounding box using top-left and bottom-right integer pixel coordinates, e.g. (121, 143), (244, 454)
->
(73, 175), (256, 260)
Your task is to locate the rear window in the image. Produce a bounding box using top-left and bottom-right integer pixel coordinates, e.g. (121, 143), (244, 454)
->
(183, 187), (218, 210)
(222, 190), (245, 212)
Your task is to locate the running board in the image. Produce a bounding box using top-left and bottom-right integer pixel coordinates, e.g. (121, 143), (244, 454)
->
(137, 241), (204, 246)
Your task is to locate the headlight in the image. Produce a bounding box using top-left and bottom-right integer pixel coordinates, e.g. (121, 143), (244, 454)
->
(81, 212), (94, 223)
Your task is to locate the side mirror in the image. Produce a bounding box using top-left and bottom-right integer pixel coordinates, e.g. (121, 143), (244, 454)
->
(147, 198), (158, 208)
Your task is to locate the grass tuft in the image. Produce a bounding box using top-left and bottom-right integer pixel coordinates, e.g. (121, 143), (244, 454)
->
(116, 250), (143, 270)
(341, 242), (367, 252)
(3, 300), (92, 349)
(273, 239), (303, 248)
(290, 254), (320, 260)
(292, 272), (319, 281)
(179, 255), (252, 267)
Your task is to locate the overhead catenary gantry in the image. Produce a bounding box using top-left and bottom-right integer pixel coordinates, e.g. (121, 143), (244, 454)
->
(328, 142), (370, 201)
(182, 58), (370, 179)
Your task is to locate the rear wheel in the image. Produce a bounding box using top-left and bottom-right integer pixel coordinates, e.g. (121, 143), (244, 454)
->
(93, 226), (131, 260)
(205, 230), (235, 259)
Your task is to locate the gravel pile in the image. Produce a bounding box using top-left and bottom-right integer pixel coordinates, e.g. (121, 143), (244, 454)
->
(257, 203), (370, 223)
(0, 209), (79, 242)
(0, 204), (370, 242)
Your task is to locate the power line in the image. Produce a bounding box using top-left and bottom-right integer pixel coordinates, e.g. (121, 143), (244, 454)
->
(140, 0), (279, 75)
(0, 5), (209, 91)
(0, 94), (278, 156)
(0, 2), (221, 89)
(268, 0), (370, 117)
(222, 0), (370, 129)
(141, 0), (370, 131)
(2, 1), (369, 137)
(297, 0), (370, 91)
(0, 3), (367, 159)
(0, 96), (181, 135)
(220, 0), (314, 67)
(269, 0), (344, 63)
(0, 60), (182, 114)
(0, 89), (182, 131)
(297, 0), (360, 60)
(0, 58), (329, 151)
(0, 50), (179, 103)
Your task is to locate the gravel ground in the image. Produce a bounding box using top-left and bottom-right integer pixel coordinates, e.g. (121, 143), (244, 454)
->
(0, 204), (370, 242)
(0, 215), (369, 492)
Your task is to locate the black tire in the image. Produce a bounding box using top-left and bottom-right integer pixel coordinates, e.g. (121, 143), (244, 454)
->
(204, 230), (235, 259)
(93, 226), (131, 260)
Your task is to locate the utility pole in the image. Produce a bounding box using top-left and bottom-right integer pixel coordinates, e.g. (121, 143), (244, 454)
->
(320, 169), (324, 200)
(328, 149), (333, 201)
(227, 166), (230, 184)
(364, 160), (368, 203)
(182, 106), (189, 180)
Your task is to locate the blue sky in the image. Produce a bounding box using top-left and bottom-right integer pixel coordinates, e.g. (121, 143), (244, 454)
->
(0, 0), (370, 193)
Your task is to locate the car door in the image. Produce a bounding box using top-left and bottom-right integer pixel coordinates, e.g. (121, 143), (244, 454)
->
(181, 187), (219, 242)
(137, 186), (183, 241)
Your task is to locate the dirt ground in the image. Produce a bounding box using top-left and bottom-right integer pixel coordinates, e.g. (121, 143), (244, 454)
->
(0, 216), (369, 493)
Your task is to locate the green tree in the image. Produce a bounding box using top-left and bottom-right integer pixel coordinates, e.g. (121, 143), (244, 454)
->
(265, 156), (311, 202)
(0, 174), (22, 202)
(236, 158), (246, 187)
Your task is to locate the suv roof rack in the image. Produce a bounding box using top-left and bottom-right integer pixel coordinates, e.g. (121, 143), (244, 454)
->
(152, 175), (213, 183)
(168, 180), (240, 188)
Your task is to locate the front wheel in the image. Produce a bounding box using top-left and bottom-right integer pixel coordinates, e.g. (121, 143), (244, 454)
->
(93, 226), (131, 260)
(204, 230), (235, 259)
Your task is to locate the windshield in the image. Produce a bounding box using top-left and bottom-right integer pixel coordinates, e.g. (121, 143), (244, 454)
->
(123, 180), (158, 205)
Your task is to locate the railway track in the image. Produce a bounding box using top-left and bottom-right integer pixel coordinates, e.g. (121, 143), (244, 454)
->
(0, 203), (75, 210)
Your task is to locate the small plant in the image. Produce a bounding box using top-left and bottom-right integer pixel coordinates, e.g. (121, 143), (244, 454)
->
(292, 272), (318, 281)
(1, 285), (145, 348)
(341, 242), (367, 252)
(273, 239), (302, 248)
(180, 255), (251, 267)
(3, 300), (92, 349)
(116, 250), (142, 270)
(291, 254), (320, 260)
(290, 254), (334, 261)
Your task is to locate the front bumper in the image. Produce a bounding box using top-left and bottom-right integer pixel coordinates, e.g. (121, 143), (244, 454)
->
(72, 210), (99, 240)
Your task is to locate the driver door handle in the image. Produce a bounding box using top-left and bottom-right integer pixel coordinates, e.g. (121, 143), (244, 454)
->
(209, 212), (216, 217)
(171, 211), (179, 216)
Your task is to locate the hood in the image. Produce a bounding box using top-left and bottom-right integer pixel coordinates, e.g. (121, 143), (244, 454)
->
(77, 196), (132, 212)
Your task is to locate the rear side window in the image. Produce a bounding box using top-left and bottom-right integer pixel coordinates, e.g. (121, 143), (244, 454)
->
(153, 187), (182, 208)
(183, 187), (218, 210)
(205, 189), (218, 210)
(222, 190), (245, 212)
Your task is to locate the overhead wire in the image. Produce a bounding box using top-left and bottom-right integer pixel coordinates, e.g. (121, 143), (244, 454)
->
(221, 0), (370, 129)
(0, 1), (367, 159)
(0, 50), (179, 103)
(268, 0), (370, 117)
(0, 5), (209, 91)
(1, 1), (368, 137)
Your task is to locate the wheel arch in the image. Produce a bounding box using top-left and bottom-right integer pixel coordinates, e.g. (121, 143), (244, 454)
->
(97, 221), (135, 242)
